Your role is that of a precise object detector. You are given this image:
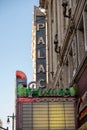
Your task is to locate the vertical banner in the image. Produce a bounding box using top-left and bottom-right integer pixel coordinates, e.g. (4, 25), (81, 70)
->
(36, 12), (46, 88)
(16, 70), (27, 97)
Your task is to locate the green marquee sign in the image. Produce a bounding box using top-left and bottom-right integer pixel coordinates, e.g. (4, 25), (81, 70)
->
(17, 85), (77, 98)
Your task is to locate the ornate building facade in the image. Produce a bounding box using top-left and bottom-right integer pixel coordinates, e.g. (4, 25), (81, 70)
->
(39, 0), (87, 129)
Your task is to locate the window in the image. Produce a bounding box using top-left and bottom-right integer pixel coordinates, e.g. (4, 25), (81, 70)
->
(72, 37), (78, 76)
(70, 0), (77, 15)
(77, 16), (85, 65)
(83, 4), (87, 50)
(68, 47), (74, 83)
(64, 59), (68, 88)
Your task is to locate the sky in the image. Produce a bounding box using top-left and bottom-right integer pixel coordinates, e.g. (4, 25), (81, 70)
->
(0, 0), (39, 129)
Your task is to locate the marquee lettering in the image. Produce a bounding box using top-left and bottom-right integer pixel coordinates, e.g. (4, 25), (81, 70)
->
(37, 23), (45, 31)
(37, 50), (45, 59)
(38, 79), (45, 88)
(37, 37), (45, 45)
(38, 64), (45, 73)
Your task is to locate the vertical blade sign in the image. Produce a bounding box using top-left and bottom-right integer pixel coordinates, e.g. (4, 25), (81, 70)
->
(36, 14), (46, 88)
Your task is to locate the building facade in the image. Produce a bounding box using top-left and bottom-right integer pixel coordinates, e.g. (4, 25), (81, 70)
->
(39, 0), (87, 129)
